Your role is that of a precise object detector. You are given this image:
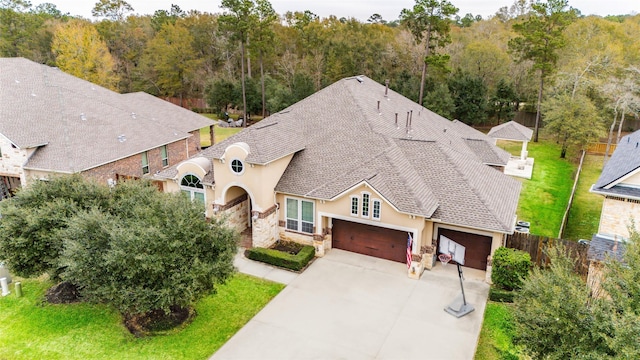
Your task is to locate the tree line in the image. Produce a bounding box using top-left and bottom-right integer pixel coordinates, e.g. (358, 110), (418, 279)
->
(1, 0), (639, 155)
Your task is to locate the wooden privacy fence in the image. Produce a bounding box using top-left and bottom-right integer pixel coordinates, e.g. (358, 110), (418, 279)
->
(505, 232), (590, 277)
(587, 142), (617, 155)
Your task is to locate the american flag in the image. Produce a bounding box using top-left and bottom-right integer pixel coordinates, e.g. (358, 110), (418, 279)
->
(406, 233), (413, 269)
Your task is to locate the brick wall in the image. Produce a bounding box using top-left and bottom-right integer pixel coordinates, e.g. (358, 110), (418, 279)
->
(82, 132), (200, 184)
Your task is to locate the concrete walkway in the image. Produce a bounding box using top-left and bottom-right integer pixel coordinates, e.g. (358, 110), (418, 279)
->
(216, 249), (489, 360)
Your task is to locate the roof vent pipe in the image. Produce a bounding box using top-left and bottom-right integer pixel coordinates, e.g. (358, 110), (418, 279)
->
(395, 113), (399, 128)
(406, 112), (410, 135)
(409, 110), (413, 131)
(385, 79), (389, 97)
(377, 100), (380, 113)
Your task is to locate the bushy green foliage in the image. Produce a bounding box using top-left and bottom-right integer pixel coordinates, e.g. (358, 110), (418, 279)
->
(0, 175), (110, 279)
(489, 287), (516, 303)
(246, 245), (315, 271)
(448, 71), (488, 125)
(513, 245), (613, 359)
(0, 176), (237, 317)
(491, 247), (531, 291)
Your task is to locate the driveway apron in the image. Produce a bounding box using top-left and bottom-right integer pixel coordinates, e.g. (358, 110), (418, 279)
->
(212, 249), (489, 360)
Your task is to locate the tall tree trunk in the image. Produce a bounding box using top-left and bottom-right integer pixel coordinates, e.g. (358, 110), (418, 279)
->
(240, 40), (247, 128)
(246, 37), (252, 79)
(616, 109), (626, 143)
(534, 70), (544, 143)
(418, 27), (432, 106)
(604, 110), (617, 166)
(260, 50), (266, 118)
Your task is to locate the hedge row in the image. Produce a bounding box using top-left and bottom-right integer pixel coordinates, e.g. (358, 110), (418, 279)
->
(489, 287), (516, 303)
(246, 245), (315, 272)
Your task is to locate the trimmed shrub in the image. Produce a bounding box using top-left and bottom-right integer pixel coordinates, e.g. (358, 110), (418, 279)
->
(246, 245), (315, 272)
(492, 247), (532, 291)
(489, 287), (515, 303)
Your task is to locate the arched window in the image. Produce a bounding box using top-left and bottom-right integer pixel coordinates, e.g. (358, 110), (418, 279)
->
(180, 174), (204, 204)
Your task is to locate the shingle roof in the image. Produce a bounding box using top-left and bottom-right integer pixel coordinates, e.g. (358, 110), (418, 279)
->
(0, 58), (213, 173)
(594, 130), (640, 189)
(205, 76), (521, 233)
(588, 234), (625, 262)
(488, 121), (533, 142)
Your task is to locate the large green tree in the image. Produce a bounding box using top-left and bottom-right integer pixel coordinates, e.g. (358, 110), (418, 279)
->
(400, 0), (458, 106)
(141, 21), (202, 103)
(508, 0), (577, 142)
(91, 0), (133, 21)
(52, 19), (119, 90)
(542, 92), (604, 158)
(0, 175), (110, 279)
(61, 180), (237, 316)
(249, 0), (276, 117)
(219, 0), (256, 126)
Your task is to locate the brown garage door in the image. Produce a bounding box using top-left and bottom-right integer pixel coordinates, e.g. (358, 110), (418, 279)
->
(437, 228), (492, 270)
(332, 219), (408, 263)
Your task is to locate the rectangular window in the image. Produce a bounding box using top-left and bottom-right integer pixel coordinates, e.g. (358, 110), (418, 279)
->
(141, 152), (149, 174)
(372, 200), (381, 220)
(286, 197), (314, 233)
(362, 193), (370, 217)
(351, 196), (359, 216)
(161, 145), (168, 167)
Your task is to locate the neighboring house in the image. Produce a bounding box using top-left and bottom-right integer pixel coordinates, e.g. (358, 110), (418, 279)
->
(586, 234), (625, 295)
(0, 57), (214, 197)
(156, 76), (521, 277)
(591, 129), (640, 240)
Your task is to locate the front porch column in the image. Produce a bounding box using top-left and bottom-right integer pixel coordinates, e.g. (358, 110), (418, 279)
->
(520, 141), (528, 160)
(251, 206), (278, 248)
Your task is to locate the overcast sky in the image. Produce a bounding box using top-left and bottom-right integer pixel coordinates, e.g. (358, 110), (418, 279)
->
(33, 0), (638, 21)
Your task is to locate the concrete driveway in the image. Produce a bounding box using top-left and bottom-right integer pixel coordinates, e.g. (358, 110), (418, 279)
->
(212, 249), (489, 360)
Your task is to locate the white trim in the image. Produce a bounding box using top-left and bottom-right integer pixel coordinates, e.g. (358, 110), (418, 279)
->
(361, 192), (371, 218)
(320, 211), (418, 253)
(350, 195), (359, 216)
(179, 173), (206, 204)
(285, 196), (315, 234)
(326, 180), (411, 216)
(218, 182), (261, 212)
(604, 167), (640, 189)
(229, 158), (246, 175)
(372, 199), (382, 220)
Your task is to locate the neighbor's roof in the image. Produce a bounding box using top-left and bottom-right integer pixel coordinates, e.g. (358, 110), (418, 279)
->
(594, 130), (640, 190)
(588, 234), (625, 262)
(205, 76), (520, 233)
(0, 57), (213, 173)
(487, 121), (533, 142)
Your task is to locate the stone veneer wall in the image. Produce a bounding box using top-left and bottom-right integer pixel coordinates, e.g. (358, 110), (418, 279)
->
(600, 197), (640, 239)
(0, 135), (28, 186)
(252, 206), (278, 248)
(220, 195), (249, 234)
(278, 220), (314, 246)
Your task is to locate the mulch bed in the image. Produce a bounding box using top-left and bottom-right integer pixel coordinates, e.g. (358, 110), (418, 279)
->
(270, 241), (303, 255)
(45, 281), (81, 304)
(124, 305), (193, 337)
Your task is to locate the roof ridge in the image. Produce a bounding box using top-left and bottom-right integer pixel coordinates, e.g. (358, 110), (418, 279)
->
(437, 143), (512, 231)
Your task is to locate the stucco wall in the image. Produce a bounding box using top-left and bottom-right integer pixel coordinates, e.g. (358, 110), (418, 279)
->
(276, 183), (426, 252)
(212, 143), (293, 212)
(599, 197), (640, 239)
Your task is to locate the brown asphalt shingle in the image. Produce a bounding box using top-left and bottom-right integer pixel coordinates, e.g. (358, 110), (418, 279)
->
(0, 58), (213, 173)
(205, 75), (521, 233)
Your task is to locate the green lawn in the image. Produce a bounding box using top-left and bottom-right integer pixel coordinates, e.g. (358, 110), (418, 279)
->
(497, 139), (576, 237)
(475, 302), (523, 360)
(0, 274), (283, 360)
(563, 154), (604, 240)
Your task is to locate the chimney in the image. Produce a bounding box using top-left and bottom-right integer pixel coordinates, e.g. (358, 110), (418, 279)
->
(385, 79), (389, 97)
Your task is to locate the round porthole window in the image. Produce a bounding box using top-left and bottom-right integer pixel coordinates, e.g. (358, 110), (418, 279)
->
(231, 159), (244, 174)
